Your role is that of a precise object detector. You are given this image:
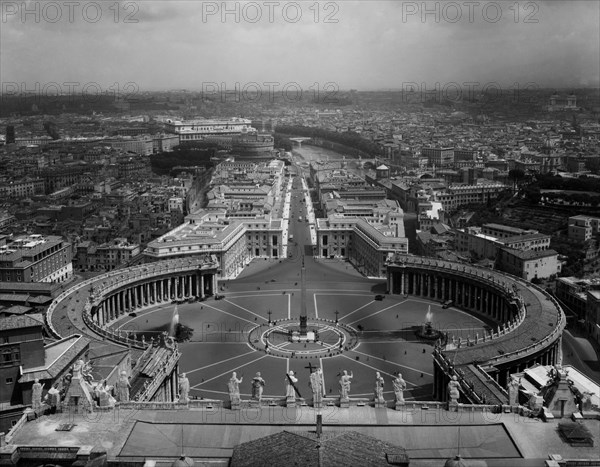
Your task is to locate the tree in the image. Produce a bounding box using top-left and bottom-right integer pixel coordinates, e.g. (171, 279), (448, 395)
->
(525, 186), (541, 204)
(175, 323), (194, 343)
(508, 168), (525, 183)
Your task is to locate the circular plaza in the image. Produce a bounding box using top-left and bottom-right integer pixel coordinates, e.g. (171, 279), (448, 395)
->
(99, 258), (495, 402)
(47, 253), (564, 405)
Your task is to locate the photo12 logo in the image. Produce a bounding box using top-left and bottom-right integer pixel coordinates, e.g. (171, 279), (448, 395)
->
(201, 1), (339, 24)
(400, 81), (540, 104)
(200, 81), (340, 103)
(1, 1), (139, 23)
(1, 81), (140, 102)
(401, 1), (540, 24)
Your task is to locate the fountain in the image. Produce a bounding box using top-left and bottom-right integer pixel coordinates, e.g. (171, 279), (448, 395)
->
(416, 306), (443, 340)
(168, 304), (180, 337)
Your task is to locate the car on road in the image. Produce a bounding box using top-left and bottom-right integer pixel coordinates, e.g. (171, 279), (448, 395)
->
(442, 300), (453, 309)
(374, 294), (385, 301)
(214, 294), (225, 300)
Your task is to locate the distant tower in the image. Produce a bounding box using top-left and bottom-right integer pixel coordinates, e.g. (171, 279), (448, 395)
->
(6, 125), (15, 144)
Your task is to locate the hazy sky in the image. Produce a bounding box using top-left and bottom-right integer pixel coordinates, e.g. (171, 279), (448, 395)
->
(1, 0), (599, 94)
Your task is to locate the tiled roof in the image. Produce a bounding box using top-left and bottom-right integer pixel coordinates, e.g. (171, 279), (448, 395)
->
(0, 313), (44, 331)
(500, 248), (559, 260)
(230, 430), (408, 467)
(0, 305), (33, 315)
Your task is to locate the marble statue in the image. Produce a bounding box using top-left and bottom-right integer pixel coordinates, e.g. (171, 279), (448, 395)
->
(251, 372), (265, 401)
(374, 372), (384, 401)
(310, 368), (325, 404)
(339, 370), (353, 400)
(73, 359), (85, 378)
(81, 360), (93, 384)
(45, 384), (61, 410)
(96, 381), (116, 407)
(285, 371), (298, 398)
(447, 375), (460, 404)
(32, 379), (44, 411)
(393, 373), (407, 403)
(508, 377), (520, 406)
(228, 372), (243, 403)
(115, 371), (131, 402)
(178, 373), (190, 403)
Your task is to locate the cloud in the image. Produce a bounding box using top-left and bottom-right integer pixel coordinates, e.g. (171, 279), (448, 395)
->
(1, 0), (598, 90)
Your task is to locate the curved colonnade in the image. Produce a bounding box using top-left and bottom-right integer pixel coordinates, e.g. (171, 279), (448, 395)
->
(47, 256), (220, 348)
(386, 255), (565, 404)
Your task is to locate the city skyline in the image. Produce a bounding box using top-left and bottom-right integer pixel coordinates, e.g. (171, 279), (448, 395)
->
(1, 0), (599, 92)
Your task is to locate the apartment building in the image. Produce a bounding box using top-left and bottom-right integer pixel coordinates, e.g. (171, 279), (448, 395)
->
(316, 214), (408, 278)
(568, 215), (600, 243)
(0, 235), (73, 283)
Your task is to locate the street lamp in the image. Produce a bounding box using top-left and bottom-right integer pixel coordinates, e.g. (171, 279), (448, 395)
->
(268, 310), (272, 325)
(335, 310), (339, 324)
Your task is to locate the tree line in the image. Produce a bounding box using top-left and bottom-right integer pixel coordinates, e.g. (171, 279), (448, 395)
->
(149, 146), (215, 175)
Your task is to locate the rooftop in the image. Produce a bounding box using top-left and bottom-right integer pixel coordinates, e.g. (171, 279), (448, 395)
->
(500, 248), (559, 260)
(0, 313), (44, 332)
(19, 334), (89, 383)
(6, 406), (598, 465)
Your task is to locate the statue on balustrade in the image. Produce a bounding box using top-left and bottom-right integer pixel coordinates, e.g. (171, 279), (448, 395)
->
(178, 373), (190, 403)
(447, 375), (460, 405)
(507, 377), (520, 406)
(285, 371), (298, 399)
(116, 371), (131, 402)
(251, 372), (265, 402)
(393, 373), (407, 403)
(95, 380), (116, 407)
(45, 384), (61, 412)
(32, 379), (45, 411)
(374, 372), (384, 402)
(309, 368), (325, 405)
(228, 372), (243, 404)
(339, 370), (353, 400)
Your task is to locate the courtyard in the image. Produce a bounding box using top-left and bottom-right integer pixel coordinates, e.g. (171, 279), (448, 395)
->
(114, 258), (492, 402)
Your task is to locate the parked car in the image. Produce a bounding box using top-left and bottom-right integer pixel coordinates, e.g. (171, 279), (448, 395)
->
(215, 294), (225, 300)
(442, 300), (454, 309)
(374, 294), (385, 301)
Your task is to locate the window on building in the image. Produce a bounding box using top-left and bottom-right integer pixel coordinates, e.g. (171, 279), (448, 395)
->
(6, 377), (14, 384)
